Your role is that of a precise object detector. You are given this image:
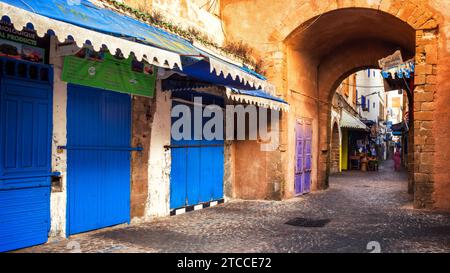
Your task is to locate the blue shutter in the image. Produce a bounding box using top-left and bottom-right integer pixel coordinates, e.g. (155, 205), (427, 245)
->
(0, 61), (53, 252)
(67, 84), (131, 236)
(170, 97), (224, 210)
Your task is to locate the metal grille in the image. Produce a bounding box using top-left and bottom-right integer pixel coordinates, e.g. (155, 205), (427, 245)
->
(0, 57), (52, 83)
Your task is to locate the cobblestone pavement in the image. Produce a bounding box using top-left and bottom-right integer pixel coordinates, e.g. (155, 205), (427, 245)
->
(17, 161), (450, 253)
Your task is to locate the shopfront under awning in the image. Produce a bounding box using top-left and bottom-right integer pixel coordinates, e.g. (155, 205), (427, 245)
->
(0, 0), (286, 107)
(391, 122), (408, 135)
(179, 54), (275, 94)
(161, 75), (289, 112)
(175, 54), (288, 111)
(226, 87), (289, 112)
(0, 1), (280, 90)
(340, 110), (369, 131)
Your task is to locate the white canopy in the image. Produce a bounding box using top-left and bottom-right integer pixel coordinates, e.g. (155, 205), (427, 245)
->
(340, 110), (369, 130)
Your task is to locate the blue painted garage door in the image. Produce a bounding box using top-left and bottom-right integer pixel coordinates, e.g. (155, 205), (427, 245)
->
(170, 100), (224, 210)
(67, 85), (131, 235)
(0, 63), (53, 252)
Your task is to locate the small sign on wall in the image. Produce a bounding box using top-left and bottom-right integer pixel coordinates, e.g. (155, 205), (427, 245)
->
(0, 20), (49, 63)
(62, 46), (157, 97)
(378, 50), (403, 69)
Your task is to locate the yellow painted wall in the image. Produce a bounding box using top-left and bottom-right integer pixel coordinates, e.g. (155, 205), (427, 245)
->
(341, 129), (348, 171)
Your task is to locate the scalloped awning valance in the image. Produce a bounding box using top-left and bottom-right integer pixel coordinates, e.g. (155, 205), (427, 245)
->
(225, 87), (289, 112)
(0, 0), (191, 69)
(0, 0), (279, 97)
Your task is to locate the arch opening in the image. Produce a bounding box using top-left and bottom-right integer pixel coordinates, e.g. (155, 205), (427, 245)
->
(283, 7), (421, 201)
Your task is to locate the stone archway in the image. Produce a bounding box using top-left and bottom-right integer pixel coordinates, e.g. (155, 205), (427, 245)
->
(282, 6), (439, 209)
(221, 1), (446, 209)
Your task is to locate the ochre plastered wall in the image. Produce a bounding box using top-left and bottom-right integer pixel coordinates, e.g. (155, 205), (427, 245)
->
(233, 141), (270, 199)
(221, 0), (448, 210)
(230, 107), (283, 200)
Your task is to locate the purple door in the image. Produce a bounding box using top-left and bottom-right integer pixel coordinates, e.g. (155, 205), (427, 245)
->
(295, 120), (312, 195)
(303, 122), (312, 193)
(295, 122), (304, 195)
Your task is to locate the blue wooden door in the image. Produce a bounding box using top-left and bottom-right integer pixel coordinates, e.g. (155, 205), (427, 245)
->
(295, 120), (312, 195)
(0, 74), (52, 252)
(170, 101), (224, 209)
(67, 85), (131, 235)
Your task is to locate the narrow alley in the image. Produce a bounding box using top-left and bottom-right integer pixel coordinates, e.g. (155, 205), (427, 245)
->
(17, 161), (450, 253)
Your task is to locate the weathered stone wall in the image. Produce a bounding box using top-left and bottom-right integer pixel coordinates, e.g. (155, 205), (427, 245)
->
(220, 0), (449, 210)
(223, 141), (234, 200)
(413, 26), (438, 208)
(122, 0), (225, 45)
(146, 82), (172, 220)
(130, 96), (155, 220)
(49, 37), (68, 238)
(428, 0), (450, 209)
(330, 123), (340, 174)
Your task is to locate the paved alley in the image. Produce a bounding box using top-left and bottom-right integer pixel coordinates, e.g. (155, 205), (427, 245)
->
(17, 161), (450, 253)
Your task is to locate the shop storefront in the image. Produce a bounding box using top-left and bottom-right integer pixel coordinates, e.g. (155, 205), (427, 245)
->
(161, 72), (288, 214)
(339, 110), (370, 171)
(0, 0), (287, 251)
(58, 45), (158, 235)
(0, 18), (53, 252)
(0, 0), (182, 251)
(169, 91), (225, 212)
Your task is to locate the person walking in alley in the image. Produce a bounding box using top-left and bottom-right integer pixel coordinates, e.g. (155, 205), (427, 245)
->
(393, 146), (402, 171)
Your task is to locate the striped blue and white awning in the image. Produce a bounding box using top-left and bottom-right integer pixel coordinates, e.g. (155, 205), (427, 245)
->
(0, 0), (279, 91)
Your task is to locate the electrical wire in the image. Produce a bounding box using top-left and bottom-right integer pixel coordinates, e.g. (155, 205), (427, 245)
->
(200, 0), (214, 11)
(200, 0), (212, 10)
(402, 77), (412, 94)
(208, 0), (218, 13)
(377, 0), (383, 11)
(296, 12), (324, 35)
